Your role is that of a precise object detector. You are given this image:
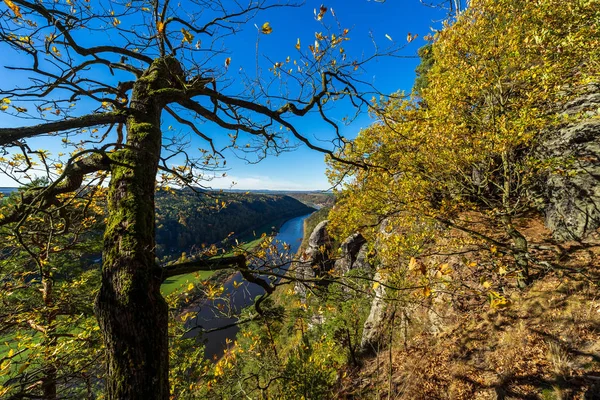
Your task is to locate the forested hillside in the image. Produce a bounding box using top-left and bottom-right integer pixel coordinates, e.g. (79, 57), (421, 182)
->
(155, 190), (314, 257)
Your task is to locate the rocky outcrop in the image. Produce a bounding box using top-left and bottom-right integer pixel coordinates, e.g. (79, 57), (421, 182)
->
(359, 269), (388, 355)
(334, 232), (367, 275)
(352, 243), (372, 272)
(537, 83), (600, 240)
(295, 218), (453, 356)
(358, 219), (392, 355)
(295, 220), (334, 295)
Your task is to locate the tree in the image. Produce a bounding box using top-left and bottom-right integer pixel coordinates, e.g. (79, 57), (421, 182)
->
(0, 1), (397, 397)
(413, 42), (434, 97)
(0, 186), (104, 398)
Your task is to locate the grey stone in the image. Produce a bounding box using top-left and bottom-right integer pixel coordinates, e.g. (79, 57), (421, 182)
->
(334, 232), (367, 275)
(536, 86), (600, 240)
(294, 220), (334, 295)
(359, 270), (388, 355)
(352, 243), (373, 273)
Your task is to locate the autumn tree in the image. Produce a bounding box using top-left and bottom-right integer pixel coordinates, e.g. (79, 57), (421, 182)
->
(0, 0), (398, 397)
(328, 0), (599, 285)
(0, 185), (104, 398)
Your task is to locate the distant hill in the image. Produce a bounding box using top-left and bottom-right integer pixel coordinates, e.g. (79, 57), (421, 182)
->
(285, 192), (334, 209)
(221, 189), (335, 209)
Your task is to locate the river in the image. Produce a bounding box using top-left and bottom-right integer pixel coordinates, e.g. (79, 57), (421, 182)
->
(184, 213), (311, 360)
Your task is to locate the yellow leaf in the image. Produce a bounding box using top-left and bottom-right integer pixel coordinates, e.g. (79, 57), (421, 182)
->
(3, 0), (21, 18)
(295, 38), (301, 50)
(261, 22), (272, 35)
(423, 286), (432, 297)
(408, 257), (417, 270)
(2, 98), (10, 104)
(372, 281), (380, 290)
(316, 4), (327, 21)
(187, 283), (194, 291)
(157, 21), (165, 35)
(181, 28), (194, 44)
(482, 281), (492, 289)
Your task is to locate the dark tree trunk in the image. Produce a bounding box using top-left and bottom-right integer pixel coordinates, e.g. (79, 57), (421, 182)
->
(94, 57), (184, 399)
(501, 215), (530, 286)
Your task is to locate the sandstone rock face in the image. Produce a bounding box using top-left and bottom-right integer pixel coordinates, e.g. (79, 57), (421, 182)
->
(359, 269), (388, 355)
(352, 243), (372, 273)
(294, 220), (334, 295)
(308, 220), (330, 249)
(334, 232), (367, 275)
(537, 84), (600, 240)
(358, 219), (392, 355)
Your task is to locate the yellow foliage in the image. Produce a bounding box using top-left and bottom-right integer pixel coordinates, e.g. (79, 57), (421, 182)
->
(3, 0), (21, 18)
(261, 22), (272, 34)
(181, 28), (194, 44)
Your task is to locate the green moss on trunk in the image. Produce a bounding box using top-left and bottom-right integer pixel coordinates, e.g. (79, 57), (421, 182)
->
(94, 57), (184, 400)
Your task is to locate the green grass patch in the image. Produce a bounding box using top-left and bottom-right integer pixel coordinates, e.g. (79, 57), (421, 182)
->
(161, 270), (216, 296)
(160, 238), (264, 296)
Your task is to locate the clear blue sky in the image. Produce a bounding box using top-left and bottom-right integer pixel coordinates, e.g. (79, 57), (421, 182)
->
(0, 0), (448, 190)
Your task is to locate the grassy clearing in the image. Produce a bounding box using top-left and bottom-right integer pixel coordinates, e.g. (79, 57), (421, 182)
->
(161, 270), (216, 296)
(160, 238), (264, 296)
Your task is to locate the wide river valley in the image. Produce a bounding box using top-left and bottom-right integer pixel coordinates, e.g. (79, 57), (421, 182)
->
(185, 213), (311, 360)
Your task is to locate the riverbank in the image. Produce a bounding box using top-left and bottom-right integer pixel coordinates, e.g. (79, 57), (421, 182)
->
(183, 213), (312, 360)
(168, 212), (314, 314)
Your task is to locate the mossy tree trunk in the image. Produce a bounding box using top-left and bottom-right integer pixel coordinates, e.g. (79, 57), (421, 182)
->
(94, 58), (183, 399)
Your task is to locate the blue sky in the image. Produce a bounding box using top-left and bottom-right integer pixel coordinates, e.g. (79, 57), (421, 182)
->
(0, 0), (449, 190)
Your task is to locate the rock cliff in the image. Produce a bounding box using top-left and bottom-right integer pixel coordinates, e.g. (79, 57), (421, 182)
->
(537, 83), (600, 240)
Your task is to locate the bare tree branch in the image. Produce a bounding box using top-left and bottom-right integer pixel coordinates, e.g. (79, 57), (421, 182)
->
(0, 112), (127, 146)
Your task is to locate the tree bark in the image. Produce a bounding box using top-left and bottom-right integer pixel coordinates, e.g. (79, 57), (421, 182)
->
(94, 57), (183, 399)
